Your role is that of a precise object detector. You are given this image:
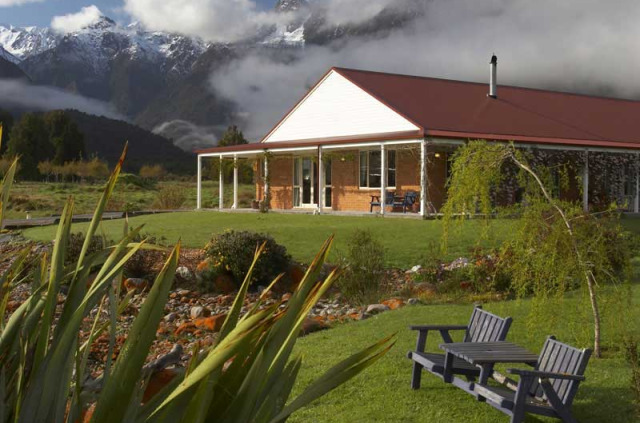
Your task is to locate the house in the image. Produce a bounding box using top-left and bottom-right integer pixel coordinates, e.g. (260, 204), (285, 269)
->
(195, 56), (640, 215)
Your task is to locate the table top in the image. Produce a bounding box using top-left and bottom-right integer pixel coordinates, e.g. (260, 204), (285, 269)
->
(439, 342), (539, 365)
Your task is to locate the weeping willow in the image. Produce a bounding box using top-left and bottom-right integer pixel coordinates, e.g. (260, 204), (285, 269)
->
(442, 140), (630, 358)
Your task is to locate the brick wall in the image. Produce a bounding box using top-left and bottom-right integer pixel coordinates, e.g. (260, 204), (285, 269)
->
(256, 156), (294, 210)
(255, 148), (449, 213)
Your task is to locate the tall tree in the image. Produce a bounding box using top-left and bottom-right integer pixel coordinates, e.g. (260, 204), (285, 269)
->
(8, 113), (53, 179)
(44, 111), (85, 164)
(0, 109), (14, 155)
(218, 125), (247, 147)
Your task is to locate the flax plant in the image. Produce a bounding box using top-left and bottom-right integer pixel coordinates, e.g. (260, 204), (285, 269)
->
(0, 145), (395, 423)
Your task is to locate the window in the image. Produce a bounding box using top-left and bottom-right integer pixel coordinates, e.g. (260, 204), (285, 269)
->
(359, 150), (396, 188)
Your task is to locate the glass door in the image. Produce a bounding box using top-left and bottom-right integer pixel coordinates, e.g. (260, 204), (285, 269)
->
(293, 157), (316, 207)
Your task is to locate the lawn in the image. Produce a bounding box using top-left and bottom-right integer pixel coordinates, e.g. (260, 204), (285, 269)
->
(24, 212), (518, 268)
(23, 211), (640, 268)
(5, 180), (254, 219)
(289, 284), (640, 423)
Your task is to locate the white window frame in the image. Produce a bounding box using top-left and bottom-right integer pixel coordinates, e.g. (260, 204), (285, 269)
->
(359, 150), (396, 190)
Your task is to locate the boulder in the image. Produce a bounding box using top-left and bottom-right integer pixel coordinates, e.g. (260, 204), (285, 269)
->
(382, 298), (404, 310)
(190, 305), (211, 319)
(194, 314), (228, 332)
(300, 317), (329, 336)
(124, 278), (148, 292)
(366, 304), (390, 315)
(176, 266), (192, 280)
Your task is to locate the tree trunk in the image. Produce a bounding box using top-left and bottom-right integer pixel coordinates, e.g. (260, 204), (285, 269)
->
(510, 151), (602, 357)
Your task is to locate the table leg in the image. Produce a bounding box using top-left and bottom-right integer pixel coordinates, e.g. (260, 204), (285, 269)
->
(443, 352), (453, 383)
(476, 364), (495, 402)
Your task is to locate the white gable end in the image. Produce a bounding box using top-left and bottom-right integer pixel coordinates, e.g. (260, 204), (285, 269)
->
(263, 70), (420, 143)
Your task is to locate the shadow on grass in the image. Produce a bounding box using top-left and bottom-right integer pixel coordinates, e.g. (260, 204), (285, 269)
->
(572, 386), (636, 423)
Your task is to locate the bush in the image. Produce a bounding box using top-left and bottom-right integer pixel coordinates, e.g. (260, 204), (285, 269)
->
(337, 230), (387, 305)
(65, 232), (107, 264)
(117, 173), (155, 189)
(204, 230), (291, 289)
(153, 185), (187, 210)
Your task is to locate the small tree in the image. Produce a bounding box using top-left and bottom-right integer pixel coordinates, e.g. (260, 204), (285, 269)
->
(443, 140), (629, 357)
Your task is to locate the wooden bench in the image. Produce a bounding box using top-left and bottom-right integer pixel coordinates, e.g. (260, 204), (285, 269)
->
(407, 306), (512, 390)
(473, 336), (591, 423)
(369, 191), (395, 212)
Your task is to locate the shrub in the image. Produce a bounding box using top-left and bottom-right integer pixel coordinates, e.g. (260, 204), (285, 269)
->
(65, 231), (107, 264)
(117, 172), (155, 189)
(0, 146), (394, 423)
(204, 230), (291, 289)
(337, 229), (387, 305)
(139, 164), (167, 180)
(153, 185), (187, 210)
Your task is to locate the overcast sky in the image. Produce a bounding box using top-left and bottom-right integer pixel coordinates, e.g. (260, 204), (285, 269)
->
(0, 0), (274, 27)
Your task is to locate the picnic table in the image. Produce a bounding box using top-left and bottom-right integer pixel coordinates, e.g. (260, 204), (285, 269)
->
(439, 341), (538, 392)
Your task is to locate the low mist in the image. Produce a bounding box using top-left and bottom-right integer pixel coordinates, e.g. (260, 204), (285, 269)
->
(0, 79), (123, 119)
(212, 0), (640, 138)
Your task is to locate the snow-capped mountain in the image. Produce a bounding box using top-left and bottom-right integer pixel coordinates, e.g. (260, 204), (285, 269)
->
(14, 15), (210, 116)
(0, 0), (426, 143)
(0, 45), (19, 65)
(0, 24), (58, 60)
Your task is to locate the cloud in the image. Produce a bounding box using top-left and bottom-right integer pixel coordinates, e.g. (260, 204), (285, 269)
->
(51, 5), (103, 34)
(212, 0), (640, 138)
(152, 120), (219, 151)
(0, 0), (42, 6)
(323, 0), (400, 26)
(124, 0), (285, 43)
(0, 78), (123, 119)
(122, 0), (411, 43)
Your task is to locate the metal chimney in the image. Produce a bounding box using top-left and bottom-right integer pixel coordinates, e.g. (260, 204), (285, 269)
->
(489, 54), (497, 98)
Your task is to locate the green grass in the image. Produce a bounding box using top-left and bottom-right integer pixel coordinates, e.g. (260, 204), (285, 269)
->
(24, 212), (516, 268)
(5, 180), (254, 219)
(289, 284), (640, 423)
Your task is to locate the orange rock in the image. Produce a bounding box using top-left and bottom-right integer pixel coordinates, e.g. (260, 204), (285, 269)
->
(382, 298), (405, 310)
(124, 278), (148, 292)
(196, 259), (211, 272)
(194, 314), (228, 332)
(174, 322), (196, 336)
(143, 369), (178, 403)
(214, 273), (236, 294)
(281, 293), (292, 302)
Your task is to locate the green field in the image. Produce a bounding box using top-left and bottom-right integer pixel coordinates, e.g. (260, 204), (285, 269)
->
(290, 284), (640, 423)
(25, 212), (519, 268)
(5, 180), (254, 219)
(23, 211), (640, 268)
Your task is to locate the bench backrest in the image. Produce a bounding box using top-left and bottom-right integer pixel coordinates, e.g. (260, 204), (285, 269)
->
(405, 191), (418, 205)
(463, 306), (512, 343)
(530, 336), (592, 406)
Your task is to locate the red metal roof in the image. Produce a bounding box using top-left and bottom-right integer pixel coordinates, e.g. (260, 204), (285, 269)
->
(197, 67), (640, 154)
(334, 67), (640, 149)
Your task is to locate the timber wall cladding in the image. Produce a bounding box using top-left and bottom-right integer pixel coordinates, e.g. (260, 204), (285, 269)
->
(256, 150), (448, 212)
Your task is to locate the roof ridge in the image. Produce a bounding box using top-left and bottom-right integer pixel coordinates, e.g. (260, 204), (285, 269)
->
(332, 66), (640, 104)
